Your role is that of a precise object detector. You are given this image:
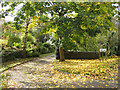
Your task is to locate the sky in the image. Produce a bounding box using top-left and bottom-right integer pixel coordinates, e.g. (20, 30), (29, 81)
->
(0, 2), (119, 22)
(0, 3), (24, 22)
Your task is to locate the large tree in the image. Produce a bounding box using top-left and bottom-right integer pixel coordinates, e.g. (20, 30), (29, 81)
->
(1, 2), (49, 57)
(43, 2), (117, 61)
(1, 2), (118, 59)
(118, 2), (120, 56)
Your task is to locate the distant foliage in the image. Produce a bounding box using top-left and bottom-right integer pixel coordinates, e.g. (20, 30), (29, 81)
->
(22, 34), (35, 43)
(7, 35), (21, 47)
(36, 42), (55, 54)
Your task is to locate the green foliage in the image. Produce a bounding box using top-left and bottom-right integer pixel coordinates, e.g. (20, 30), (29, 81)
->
(36, 42), (43, 52)
(34, 30), (50, 43)
(36, 42), (55, 54)
(49, 45), (55, 53)
(22, 34), (35, 43)
(13, 43), (22, 48)
(7, 35), (21, 47)
(2, 51), (16, 62)
(44, 2), (117, 52)
(1, 2), (118, 57)
(2, 50), (40, 62)
(26, 50), (40, 57)
(43, 42), (51, 48)
(64, 51), (100, 59)
(80, 33), (107, 52)
(107, 31), (118, 55)
(41, 47), (49, 54)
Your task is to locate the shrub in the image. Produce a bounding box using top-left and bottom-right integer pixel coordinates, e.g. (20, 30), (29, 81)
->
(41, 47), (49, 54)
(6, 47), (12, 51)
(26, 50), (40, 57)
(31, 41), (36, 46)
(12, 51), (23, 58)
(48, 45), (55, 53)
(2, 51), (16, 62)
(36, 42), (55, 54)
(22, 34), (35, 43)
(7, 35), (21, 47)
(32, 51), (40, 57)
(2, 50), (40, 62)
(36, 42), (43, 53)
(43, 43), (51, 48)
(13, 43), (22, 48)
(43, 43), (55, 53)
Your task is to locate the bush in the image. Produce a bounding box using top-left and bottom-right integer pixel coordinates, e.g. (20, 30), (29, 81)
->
(2, 51), (16, 62)
(36, 42), (55, 54)
(43, 43), (55, 53)
(43, 43), (51, 48)
(36, 42), (43, 53)
(22, 34), (35, 43)
(7, 35), (21, 47)
(13, 43), (22, 48)
(32, 51), (40, 57)
(2, 49), (40, 62)
(31, 41), (36, 46)
(26, 50), (40, 57)
(48, 45), (55, 53)
(12, 51), (23, 58)
(41, 47), (49, 54)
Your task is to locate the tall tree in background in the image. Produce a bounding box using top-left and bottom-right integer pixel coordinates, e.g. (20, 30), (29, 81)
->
(44, 2), (117, 61)
(1, 2), (49, 57)
(1, 2), (118, 59)
(118, 2), (120, 56)
(43, 2), (75, 61)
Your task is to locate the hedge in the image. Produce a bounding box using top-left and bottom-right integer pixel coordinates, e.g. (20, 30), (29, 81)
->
(56, 51), (106, 59)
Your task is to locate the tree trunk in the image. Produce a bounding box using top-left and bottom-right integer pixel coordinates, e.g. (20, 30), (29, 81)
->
(59, 44), (64, 61)
(56, 40), (60, 59)
(107, 39), (112, 56)
(59, 36), (65, 61)
(23, 17), (29, 58)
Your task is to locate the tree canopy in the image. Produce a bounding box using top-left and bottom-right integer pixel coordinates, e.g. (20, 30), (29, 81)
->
(1, 2), (118, 56)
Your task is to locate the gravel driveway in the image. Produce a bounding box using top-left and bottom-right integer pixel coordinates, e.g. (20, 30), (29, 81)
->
(2, 55), (118, 88)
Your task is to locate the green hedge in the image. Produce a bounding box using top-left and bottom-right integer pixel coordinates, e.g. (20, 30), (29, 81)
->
(2, 50), (40, 62)
(55, 51), (106, 59)
(2, 42), (55, 62)
(36, 42), (55, 54)
(64, 51), (105, 59)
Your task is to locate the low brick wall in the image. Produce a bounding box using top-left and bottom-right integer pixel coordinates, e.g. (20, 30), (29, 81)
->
(64, 51), (105, 59)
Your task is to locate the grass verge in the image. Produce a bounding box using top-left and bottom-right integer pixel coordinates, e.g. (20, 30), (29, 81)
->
(53, 57), (119, 81)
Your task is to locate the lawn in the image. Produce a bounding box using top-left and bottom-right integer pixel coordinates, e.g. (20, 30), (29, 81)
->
(53, 57), (119, 81)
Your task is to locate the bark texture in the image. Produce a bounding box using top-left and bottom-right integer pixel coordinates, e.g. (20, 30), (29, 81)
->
(23, 17), (29, 58)
(59, 36), (65, 61)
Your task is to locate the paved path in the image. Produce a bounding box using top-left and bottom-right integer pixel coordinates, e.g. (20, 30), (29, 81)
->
(2, 55), (118, 88)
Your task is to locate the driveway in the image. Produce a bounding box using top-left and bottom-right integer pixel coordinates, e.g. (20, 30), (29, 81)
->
(2, 55), (118, 88)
